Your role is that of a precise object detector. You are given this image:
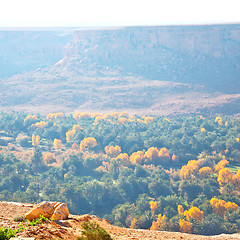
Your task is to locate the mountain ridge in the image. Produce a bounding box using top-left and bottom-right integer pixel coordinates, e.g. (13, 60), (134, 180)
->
(1, 24), (240, 115)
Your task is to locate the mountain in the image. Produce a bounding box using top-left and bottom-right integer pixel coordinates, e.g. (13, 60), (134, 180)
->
(1, 24), (240, 115)
(0, 28), (73, 78)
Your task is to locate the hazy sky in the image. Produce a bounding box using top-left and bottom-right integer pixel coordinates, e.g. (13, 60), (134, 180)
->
(0, 0), (239, 27)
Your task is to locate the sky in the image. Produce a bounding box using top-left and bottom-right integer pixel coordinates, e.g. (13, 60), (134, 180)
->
(0, 0), (240, 27)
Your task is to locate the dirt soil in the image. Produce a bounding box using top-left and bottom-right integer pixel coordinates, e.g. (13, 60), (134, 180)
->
(1, 201), (240, 240)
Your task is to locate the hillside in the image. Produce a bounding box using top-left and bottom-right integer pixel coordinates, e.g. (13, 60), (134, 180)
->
(1, 25), (240, 115)
(1, 201), (240, 240)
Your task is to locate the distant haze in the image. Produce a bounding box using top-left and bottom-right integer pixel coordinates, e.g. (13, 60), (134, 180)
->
(0, 0), (240, 27)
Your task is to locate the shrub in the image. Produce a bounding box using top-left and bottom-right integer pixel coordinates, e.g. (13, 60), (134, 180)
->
(77, 221), (112, 240)
(13, 215), (27, 222)
(27, 215), (49, 226)
(0, 226), (19, 240)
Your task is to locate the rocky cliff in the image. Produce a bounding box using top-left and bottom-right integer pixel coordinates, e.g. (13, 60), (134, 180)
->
(1, 24), (240, 115)
(63, 25), (240, 92)
(0, 29), (73, 78)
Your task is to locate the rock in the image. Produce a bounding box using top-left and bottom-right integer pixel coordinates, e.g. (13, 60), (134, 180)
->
(25, 201), (55, 221)
(51, 203), (69, 220)
(76, 214), (91, 222)
(10, 238), (35, 240)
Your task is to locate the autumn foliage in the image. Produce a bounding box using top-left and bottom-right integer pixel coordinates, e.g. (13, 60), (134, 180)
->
(217, 168), (233, 186)
(180, 160), (200, 179)
(32, 134), (40, 146)
(177, 205), (184, 215)
(80, 137), (97, 151)
(184, 207), (204, 221)
(105, 145), (121, 158)
(53, 139), (62, 150)
(210, 198), (238, 216)
(179, 219), (191, 233)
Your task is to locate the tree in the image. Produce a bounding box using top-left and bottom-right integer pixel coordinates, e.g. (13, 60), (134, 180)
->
(145, 147), (159, 161)
(53, 138), (62, 150)
(32, 134), (40, 146)
(80, 137), (97, 152)
(105, 145), (121, 158)
(210, 198), (238, 217)
(116, 153), (131, 166)
(149, 201), (157, 215)
(43, 152), (56, 164)
(214, 159), (229, 173)
(178, 205), (184, 215)
(130, 151), (144, 165)
(184, 207), (204, 221)
(180, 160), (199, 179)
(179, 219), (191, 233)
(150, 220), (159, 230)
(217, 168), (233, 186)
(66, 130), (75, 142)
(199, 167), (213, 178)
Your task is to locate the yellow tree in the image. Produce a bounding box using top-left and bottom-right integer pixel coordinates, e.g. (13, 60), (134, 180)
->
(130, 218), (137, 229)
(72, 124), (83, 132)
(150, 214), (166, 231)
(226, 202), (238, 211)
(184, 207), (204, 221)
(179, 219), (191, 233)
(150, 220), (159, 231)
(80, 137), (97, 151)
(215, 159), (229, 173)
(66, 129), (76, 142)
(144, 116), (154, 123)
(149, 201), (157, 215)
(31, 121), (47, 129)
(157, 214), (166, 229)
(118, 118), (130, 124)
(180, 160), (200, 179)
(178, 205), (184, 215)
(32, 134), (40, 146)
(217, 168), (233, 186)
(116, 153), (131, 166)
(158, 147), (170, 162)
(145, 147), (159, 161)
(24, 114), (38, 122)
(105, 145), (121, 158)
(53, 139), (62, 150)
(210, 198), (238, 216)
(180, 165), (191, 179)
(199, 167), (213, 178)
(130, 151), (144, 165)
(43, 152), (56, 164)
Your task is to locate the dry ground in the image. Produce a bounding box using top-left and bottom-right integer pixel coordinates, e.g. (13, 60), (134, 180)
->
(1, 201), (240, 240)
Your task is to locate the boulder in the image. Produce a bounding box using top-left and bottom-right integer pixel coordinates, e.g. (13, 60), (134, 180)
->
(25, 201), (55, 221)
(51, 203), (69, 220)
(76, 214), (91, 222)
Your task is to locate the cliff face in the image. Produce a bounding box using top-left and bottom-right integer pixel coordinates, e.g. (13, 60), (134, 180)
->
(0, 29), (72, 78)
(64, 25), (240, 92)
(1, 25), (240, 115)
(69, 25), (240, 57)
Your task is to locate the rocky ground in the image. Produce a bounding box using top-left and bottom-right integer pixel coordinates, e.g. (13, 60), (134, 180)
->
(1, 201), (240, 240)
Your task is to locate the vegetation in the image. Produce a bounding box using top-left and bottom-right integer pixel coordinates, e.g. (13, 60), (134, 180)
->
(77, 222), (112, 240)
(0, 226), (23, 240)
(27, 215), (50, 226)
(1, 112), (240, 235)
